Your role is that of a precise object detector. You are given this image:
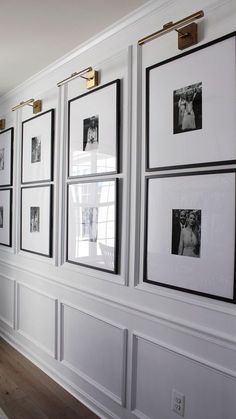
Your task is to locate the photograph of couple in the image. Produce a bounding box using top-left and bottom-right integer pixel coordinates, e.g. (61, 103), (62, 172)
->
(173, 82), (202, 134)
(172, 209), (201, 258)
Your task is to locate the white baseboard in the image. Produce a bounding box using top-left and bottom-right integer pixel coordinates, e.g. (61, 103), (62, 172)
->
(0, 328), (121, 419)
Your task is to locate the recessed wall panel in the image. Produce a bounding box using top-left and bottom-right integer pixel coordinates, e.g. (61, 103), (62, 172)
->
(132, 335), (236, 419)
(17, 283), (57, 357)
(61, 303), (127, 405)
(0, 275), (14, 327)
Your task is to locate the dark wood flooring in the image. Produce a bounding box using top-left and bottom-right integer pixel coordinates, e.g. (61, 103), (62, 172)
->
(0, 338), (99, 419)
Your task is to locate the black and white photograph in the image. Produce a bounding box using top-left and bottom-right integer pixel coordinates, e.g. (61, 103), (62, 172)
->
(21, 109), (54, 184)
(31, 136), (41, 163)
(144, 170), (236, 302)
(173, 82), (202, 134)
(68, 80), (120, 177)
(0, 206), (3, 228)
(146, 33), (236, 171)
(67, 179), (118, 273)
(30, 206), (40, 232)
(83, 116), (99, 151)
(0, 189), (12, 247)
(82, 207), (98, 242)
(0, 148), (4, 171)
(172, 209), (201, 257)
(21, 185), (52, 257)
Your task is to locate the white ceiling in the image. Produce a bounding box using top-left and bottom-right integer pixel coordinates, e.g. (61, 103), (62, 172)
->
(0, 0), (150, 96)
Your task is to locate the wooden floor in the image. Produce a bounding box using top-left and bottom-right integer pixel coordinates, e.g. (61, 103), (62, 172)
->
(0, 338), (99, 419)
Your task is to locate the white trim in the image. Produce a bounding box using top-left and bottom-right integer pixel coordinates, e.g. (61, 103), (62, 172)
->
(16, 282), (58, 358)
(134, 331), (236, 378)
(0, 0), (171, 103)
(16, 329), (55, 358)
(60, 301), (128, 406)
(0, 0), (231, 104)
(0, 274), (15, 329)
(0, 315), (13, 329)
(130, 332), (236, 416)
(61, 359), (123, 406)
(132, 409), (150, 419)
(0, 260), (236, 351)
(0, 329), (117, 419)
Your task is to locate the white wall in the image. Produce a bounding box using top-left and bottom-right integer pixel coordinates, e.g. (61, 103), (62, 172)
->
(0, 0), (236, 418)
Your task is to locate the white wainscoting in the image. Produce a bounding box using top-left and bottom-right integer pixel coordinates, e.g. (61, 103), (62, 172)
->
(0, 275), (15, 328)
(60, 301), (128, 406)
(131, 333), (236, 419)
(16, 282), (58, 358)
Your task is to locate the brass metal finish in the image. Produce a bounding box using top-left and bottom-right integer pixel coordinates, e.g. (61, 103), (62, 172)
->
(177, 22), (198, 50)
(0, 119), (6, 130)
(57, 67), (98, 89)
(33, 100), (42, 114)
(12, 98), (42, 113)
(12, 99), (34, 112)
(138, 10), (204, 46)
(86, 70), (98, 89)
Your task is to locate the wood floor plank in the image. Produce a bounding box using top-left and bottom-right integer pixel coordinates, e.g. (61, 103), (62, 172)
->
(0, 338), (99, 419)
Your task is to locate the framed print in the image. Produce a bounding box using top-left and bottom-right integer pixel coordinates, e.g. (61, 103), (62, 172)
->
(21, 185), (53, 257)
(144, 169), (236, 303)
(0, 189), (12, 247)
(68, 79), (120, 178)
(146, 32), (236, 171)
(21, 109), (54, 184)
(67, 179), (118, 273)
(0, 128), (14, 186)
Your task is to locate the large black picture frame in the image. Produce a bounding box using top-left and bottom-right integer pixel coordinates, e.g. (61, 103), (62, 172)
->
(146, 31), (236, 172)
(144, 169), (236, 303)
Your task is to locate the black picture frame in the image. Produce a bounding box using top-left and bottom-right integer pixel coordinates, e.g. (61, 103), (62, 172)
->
(21, 109), (54, 184)
(68, 79), (120, 179)
(20, 184), (53, 257)
(143, 169), (236, 304)
(146, 31), (236, 172)
(0, 127), (14, 187)
(66, 178), (119, 274)
(0, 188), (12, 247)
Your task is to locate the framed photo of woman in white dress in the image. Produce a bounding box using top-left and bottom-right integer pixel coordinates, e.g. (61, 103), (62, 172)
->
(144, 169), (236, 303)
(68, 80), (120, 178)
(146, 32), (236, 171)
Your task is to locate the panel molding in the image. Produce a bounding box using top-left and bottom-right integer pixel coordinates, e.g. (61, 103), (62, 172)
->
(0, 328), (117, 419)
(0, 274), (15, 329)
(0, 259), (235, 353)
(16, 282), (58, 359)
(130, 332), (236, 416)
(60, 301), (128, 406)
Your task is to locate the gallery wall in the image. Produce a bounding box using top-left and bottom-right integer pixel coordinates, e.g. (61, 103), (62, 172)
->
(0, 0), (236, 418)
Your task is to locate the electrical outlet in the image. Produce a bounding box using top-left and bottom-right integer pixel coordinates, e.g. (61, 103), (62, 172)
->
(171, 389), (185, 417)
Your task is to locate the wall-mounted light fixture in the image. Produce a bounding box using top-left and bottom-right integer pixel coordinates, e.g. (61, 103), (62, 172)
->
(0, 119), (6, 130)
(12, 98), (42, 114)
(57, 66), (99, 89)
(138, 10), (204, 50)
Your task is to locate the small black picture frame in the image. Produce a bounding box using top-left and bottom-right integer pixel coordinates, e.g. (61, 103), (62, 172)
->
(20, 184), (53, 257)
(144, 169), (236, 303)
(21, 109), (54, 184)
(0, 128), (14, 187)
(68, 79), (120, 178)
(0, 188), (12, 247)
(66, 178), (119, 274)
